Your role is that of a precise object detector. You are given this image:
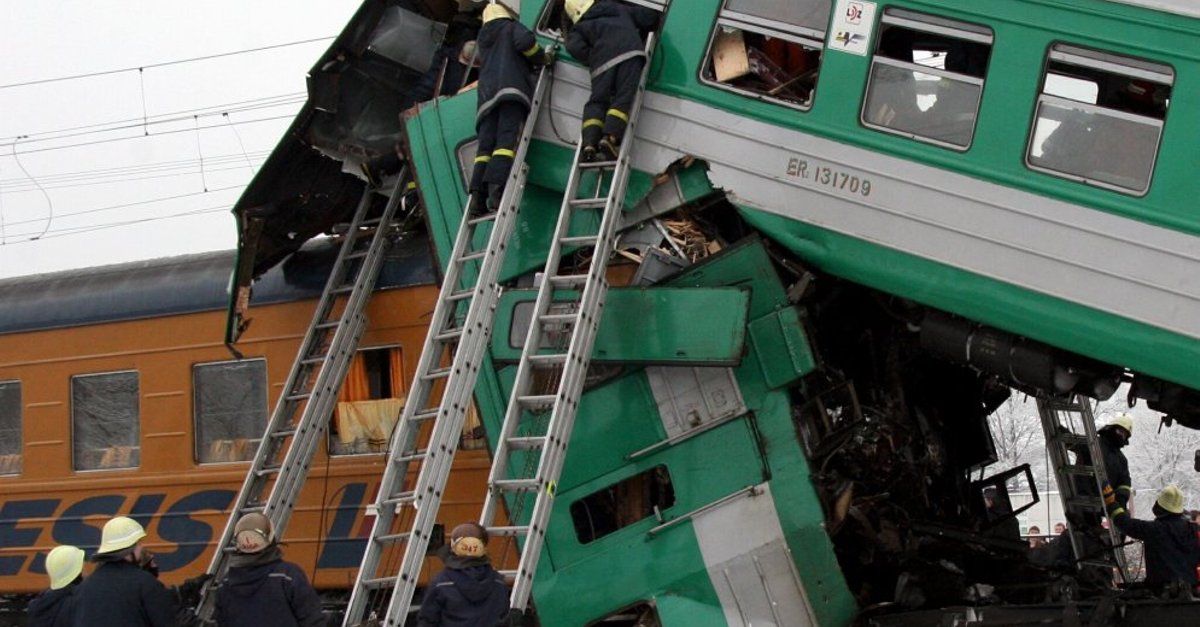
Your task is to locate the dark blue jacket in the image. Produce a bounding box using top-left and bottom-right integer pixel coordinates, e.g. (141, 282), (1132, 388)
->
(476, 17), (545, 123)
(565, 2), (657, 78)
(417, 556), (508, 627)
(28, 582), (80, 627)
(214, 553), (324, 627)
(1113, 509), (1200, 586)
(72, 560), (176, 627)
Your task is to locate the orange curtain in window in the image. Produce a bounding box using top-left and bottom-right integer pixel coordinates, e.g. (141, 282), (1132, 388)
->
(388, 348), (406, 399)
(339, 353), (371, 402)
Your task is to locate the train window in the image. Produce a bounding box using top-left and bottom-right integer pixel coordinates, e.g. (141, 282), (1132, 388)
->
(860, 9), (993, 149)
(71, 371), (139, 471)
(537, 0), (668, 41)
(0, 381), (20, 475)
(193, 359), (267, 464)
(1026, 44), (1172, 195)
(700, 0), (829, 109)
(570, 465), (675, 543)
(330, 347), (405, 456)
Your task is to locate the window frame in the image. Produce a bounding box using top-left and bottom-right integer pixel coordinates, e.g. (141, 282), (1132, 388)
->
(70, 370), (140, 472)
(328, 344), (405, 458)
(0, 380), (21, 476)
(859, 8), (994, 151)
(192, 357), (269, 465)
(699, 0), (830, 112)
(1024, 42), (1173, 196)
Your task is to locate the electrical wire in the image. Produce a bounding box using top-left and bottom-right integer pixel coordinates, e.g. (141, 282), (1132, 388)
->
(0, 185), (243, 228)
(9, 137), (54, 240)
(0, 153), (268, 193)
(7, 113), (295, 156)
(0, 37), (335, 90)
(1, 204), (230, 242)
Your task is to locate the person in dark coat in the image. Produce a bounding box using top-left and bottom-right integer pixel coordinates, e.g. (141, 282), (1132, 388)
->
(29, 545), (85, 627)
(1107, 484), (1200, 591)
(73, 516), (177, 627)
(214, 513), (325, 627)
(469, 2), (553, 215)
(564, 0), (658, 161)
(417, 522), (509, 627)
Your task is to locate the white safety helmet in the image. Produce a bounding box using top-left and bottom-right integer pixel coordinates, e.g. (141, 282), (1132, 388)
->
(1105, 412), (1134, 437)
(482, 3), (512, 23)
(46, 545), (85, 590)
(1156, 484), (1185, 514)
(96, 516), (146, 555)
(564, 0), (595, 23)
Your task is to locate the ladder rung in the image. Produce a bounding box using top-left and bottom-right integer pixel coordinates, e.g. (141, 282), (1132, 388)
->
(447, 289), (474, 302)
(421, 367), (451, 381)
(467, 212), (496, 226)
(315, 321), (340, 330)
(486, 525), (529, 537)
(300, 356), (327, 366)
(493, 478), (541, 493)
(239, 505), (265, 514)
(269, 428), (296, 439)
(383, 491), (416, 507)
(360, 576), (398, 589)
(346, 250), (369, 260)
(284, 392), (311, 401)
(540, 312), (578, 325)
(568, 197), (607, 209)
(331, 285), (355, 295)
(578, 160), (616, 170)
(412, 408), (440, 421)
(518, 395), (556, 409)
(527, 353), (568, 366)
(459, 250), (487, 263)
(506, 436), (547, 451)
(560, 235), (597, 247)
(375, 531), (412, 544)
(396, 449), (427, 464)
(254, 466), (281, 477)
(1062, 464), (1097, 476)
(435, 327), (464, 342)
(549, 274), (588, 288)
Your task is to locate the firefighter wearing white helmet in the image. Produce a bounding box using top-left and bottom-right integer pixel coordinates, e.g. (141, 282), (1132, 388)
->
(563, 0), (659, 161)
(467, 1), (555, 216)
(28, 545), (85, 627)
(1106, 484), (1200, 591)
(74, 516), (177, 627)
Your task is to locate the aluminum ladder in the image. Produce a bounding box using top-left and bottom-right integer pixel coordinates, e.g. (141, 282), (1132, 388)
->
(195, 172), (412, 621)
(342, 67), (551, 627)
(481, 34), (657, 616)
(1036, 395), (1129, 582)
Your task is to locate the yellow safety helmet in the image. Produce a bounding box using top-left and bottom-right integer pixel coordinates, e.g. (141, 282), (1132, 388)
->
(46, 545), (85, 590)
(1106, 412), (1134, 437)
(1156, 484), (1185, 514)
(96, 516), (146, 555)
(482, 3), (512, 23)
(564, 0), (595, 23)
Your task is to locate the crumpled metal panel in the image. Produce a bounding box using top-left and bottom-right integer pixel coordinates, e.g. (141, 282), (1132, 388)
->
(646, 366), (747, 440)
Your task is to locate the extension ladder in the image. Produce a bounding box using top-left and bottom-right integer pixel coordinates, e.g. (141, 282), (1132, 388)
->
(342, 67), (551, 627)
(195, 172), (411, 621)
(1036, 395), (1129, 582)
(481, 34), (657, 615)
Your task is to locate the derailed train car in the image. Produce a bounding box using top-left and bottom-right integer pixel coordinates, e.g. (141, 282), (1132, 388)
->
(0, 236), (494, 618)
(214, 0), (1200, 625)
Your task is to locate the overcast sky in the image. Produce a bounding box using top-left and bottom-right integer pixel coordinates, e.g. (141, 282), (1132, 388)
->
(0, 1), (361, 279)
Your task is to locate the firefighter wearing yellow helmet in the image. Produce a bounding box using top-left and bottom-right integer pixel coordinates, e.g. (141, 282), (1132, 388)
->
(28, 545), (85, 625)
(564, 0), (659, 161)
(74, 516), (177, 627)
(1106, 484), (1200, 592)
(1095, 412), (1134, 509)
(467, 1), (555, 216)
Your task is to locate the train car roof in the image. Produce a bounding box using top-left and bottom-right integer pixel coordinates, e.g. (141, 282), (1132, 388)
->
(0, 233), (435, 336)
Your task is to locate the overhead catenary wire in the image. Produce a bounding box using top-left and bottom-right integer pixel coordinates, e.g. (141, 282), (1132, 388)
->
(1, 204), (230, 242)
(5, 113), (295, 156)
(0, 152), (269, 192)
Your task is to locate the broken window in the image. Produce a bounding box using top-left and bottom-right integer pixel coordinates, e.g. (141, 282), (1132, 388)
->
(701, 0), (829, 109)
(570, 465), (675, 543)
(861, 9), (992, 149)
(330, 347), (405, 456)
(72, 371), (139, 471)
(194, 359), (267, 464)
(1027, 44), (1172, 195)
(0, 381), (20, 475)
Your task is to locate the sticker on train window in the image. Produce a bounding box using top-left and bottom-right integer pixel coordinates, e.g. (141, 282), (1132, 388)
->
(828, 0), (877, 55)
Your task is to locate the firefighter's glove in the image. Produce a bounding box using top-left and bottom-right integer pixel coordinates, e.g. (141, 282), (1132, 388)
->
(177, 573), (213, 607)
(1102, 482), (1117, 507)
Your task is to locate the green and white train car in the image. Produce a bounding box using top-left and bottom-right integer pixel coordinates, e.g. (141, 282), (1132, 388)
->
(399, 0), (1200, 624)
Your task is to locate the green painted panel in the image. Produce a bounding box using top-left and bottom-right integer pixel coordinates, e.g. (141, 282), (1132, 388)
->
(664, 236), (789, 319)
(749, 306), (817, 389)
(655, 594), (730, 627)
(741, 207), (1200, 389)
(490, 287), (749, 364)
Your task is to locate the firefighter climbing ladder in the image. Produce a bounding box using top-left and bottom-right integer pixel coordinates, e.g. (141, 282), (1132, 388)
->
(483, 34), (657, 614)
(195, 171), (412, 621)
(342, 67), (551, 627)
(1036, 395), (1129, 582)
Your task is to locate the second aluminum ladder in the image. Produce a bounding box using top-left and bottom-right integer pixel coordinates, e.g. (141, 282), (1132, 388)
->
(481, 34), (658, 616)
(1036, 395), (1129, 582)
(342, 66), (551, 627)
(195, 171), (413, 621)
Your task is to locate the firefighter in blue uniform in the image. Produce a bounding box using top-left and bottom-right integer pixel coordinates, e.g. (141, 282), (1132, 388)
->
(469, 2), (554, 215)
(1106, 484), (1200, 594)
(563, 0), (659, 161)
